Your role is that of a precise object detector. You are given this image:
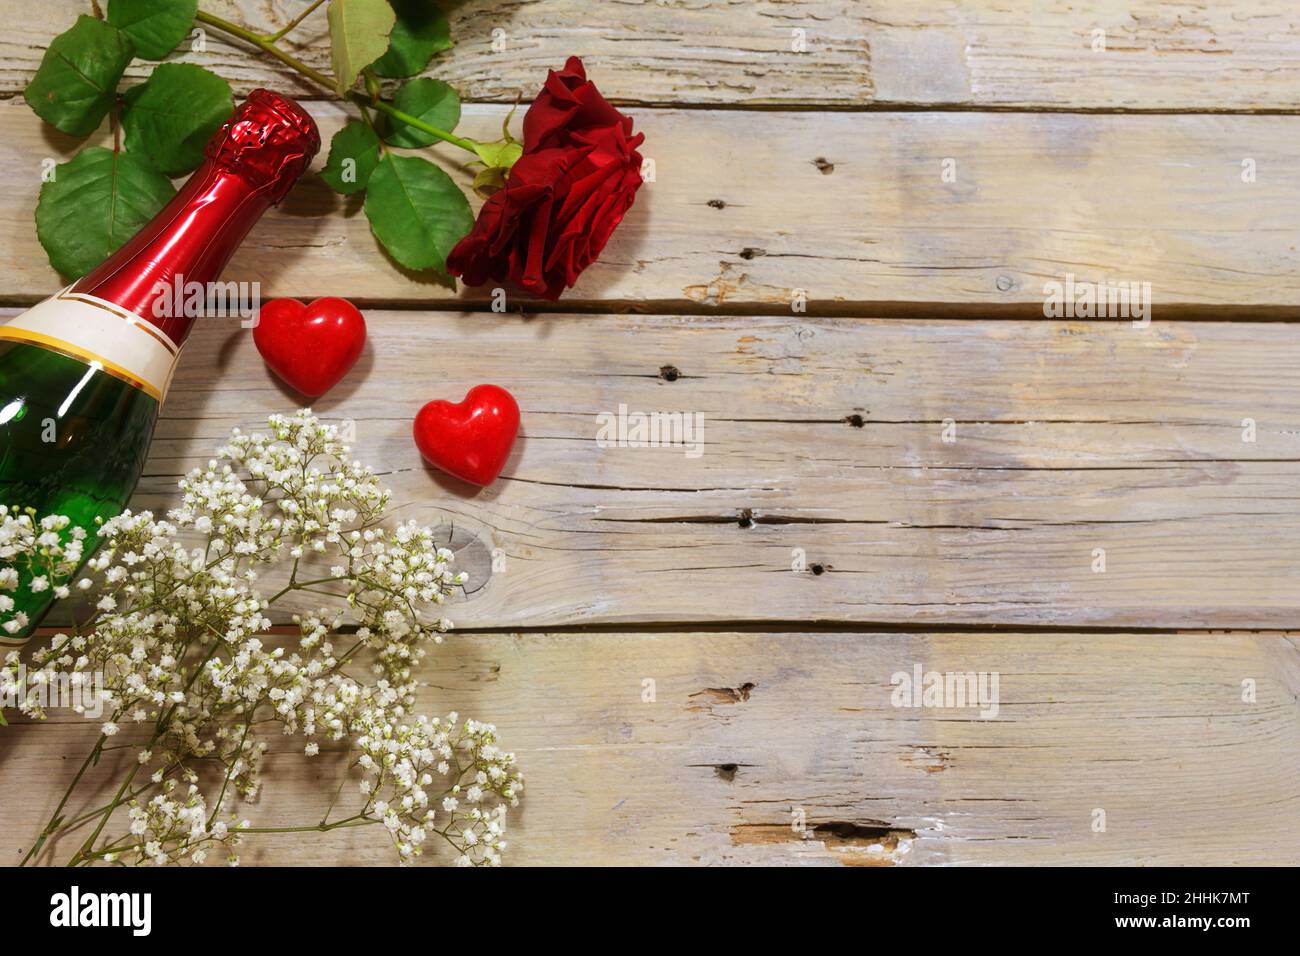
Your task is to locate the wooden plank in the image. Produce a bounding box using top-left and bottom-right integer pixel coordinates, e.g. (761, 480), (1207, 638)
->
(2, 100), (1298, 312)
(4, 630), (1297, 865)
(39, 312), (1288, 630)
(7, 2), (1300, 109)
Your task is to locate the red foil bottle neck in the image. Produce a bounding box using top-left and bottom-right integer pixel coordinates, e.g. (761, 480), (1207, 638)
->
(71, 164), (272, 344)
(69, 90), (320, 346)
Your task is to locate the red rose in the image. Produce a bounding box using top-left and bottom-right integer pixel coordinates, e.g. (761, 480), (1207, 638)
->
(447, 57), (644, 300)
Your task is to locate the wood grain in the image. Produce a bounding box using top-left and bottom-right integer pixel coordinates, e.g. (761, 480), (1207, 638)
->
(4, 630), (1296, 865)
(60, 311), (1295, 631)
(2, 100), (1298, 313)
(8, 1), (1300, 109)
(3, 1), (1298, 870)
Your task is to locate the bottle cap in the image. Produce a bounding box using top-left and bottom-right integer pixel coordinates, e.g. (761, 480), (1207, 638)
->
(206, 89), (322, 205)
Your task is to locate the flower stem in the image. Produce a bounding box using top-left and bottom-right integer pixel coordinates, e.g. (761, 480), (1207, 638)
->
(206, 716), (255, 828)
(349, 94), (480, 155)
(196, 9), (334, 90)
(195, 8), (482, 157)
(20, 734), (106, 866)
(70, 761), (141, 865)
(237, 815), (373, 834)
(68, 639), (219, 864)
(263, 0), (327, 43)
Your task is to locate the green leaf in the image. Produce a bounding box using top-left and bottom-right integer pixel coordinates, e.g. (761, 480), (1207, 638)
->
(470, 139), (522, 170)
(107, 0), (198, 60)
(327, 0), (396, 96)
(121, 63), (233, 175)
(363, 154), (473, 276)
(467, 139), (521, 197)
(383, 78), (460, 148)
(36, 147), (177, 279)
(320, 120), (382, 195)
(23, 16), (134, 137)
(369, 0), (451, 79)
(471, 164), (508, 198)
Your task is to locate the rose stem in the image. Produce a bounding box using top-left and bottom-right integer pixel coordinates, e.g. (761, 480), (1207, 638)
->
(194, 9), (481, 156)
(263, 0), (327, 43)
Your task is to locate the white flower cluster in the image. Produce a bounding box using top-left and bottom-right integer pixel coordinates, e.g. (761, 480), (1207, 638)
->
(4, 410), (521, 867)
(0, 508), (86, 637)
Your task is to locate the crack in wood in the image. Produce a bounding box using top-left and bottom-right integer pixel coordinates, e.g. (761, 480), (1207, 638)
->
(687, 683), (757, 712)
(731, 820), (917, 866)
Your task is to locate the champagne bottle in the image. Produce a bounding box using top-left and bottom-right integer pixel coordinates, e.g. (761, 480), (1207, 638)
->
(0, 89), (320, 643)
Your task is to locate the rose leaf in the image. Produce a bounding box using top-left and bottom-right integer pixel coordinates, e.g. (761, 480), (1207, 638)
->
(327, 0), (396, 96)
(36, 147), (177, 279)
(363, 153), (473, 277)
(121, 63), (234, 175)
(24, 15), (135, 137)
(383, 78), (460, 148)
(107, 0), (199, 60)
(369, 0), (452, 79)
(320, 120), (383, 195)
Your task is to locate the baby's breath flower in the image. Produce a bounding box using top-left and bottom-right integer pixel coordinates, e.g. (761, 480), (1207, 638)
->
(4, 411), (521, 867)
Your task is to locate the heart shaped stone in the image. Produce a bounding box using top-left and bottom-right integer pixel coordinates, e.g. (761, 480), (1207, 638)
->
(414, 384), (520, 487)
(253, 297), (366, 398)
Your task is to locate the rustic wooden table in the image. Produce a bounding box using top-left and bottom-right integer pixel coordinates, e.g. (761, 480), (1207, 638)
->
(3, 0), (1299, 866)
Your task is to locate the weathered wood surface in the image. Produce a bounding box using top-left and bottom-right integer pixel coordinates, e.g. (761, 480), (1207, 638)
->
(9, 1), (1300, 109)
(96, 311), (1300, 630)
(2, 99), (1299, 312)
(3, 1), (1300, 870)
(5, 630), (1297, 866)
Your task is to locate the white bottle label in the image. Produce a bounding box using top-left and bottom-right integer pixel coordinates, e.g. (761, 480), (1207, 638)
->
(0, 288), (181, 402)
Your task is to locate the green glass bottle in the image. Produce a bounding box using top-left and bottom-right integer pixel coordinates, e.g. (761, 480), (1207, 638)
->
(0, 89), (319, 644)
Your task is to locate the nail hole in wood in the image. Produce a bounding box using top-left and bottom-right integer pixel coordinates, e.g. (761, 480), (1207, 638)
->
(659, 364), (680, 382)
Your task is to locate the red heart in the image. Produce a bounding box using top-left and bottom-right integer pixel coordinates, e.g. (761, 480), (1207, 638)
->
(253, 297), (367, 398)
(414, 385), (520, 487)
